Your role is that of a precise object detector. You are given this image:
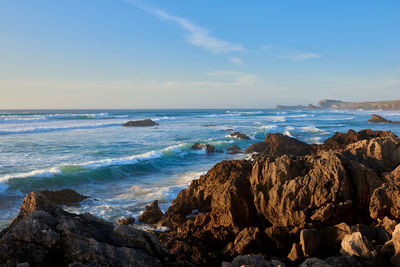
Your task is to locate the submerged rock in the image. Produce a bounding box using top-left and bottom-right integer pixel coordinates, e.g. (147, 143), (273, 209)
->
(117, 217), (135, 225)
(122, 119), (159, 127)
(230, 131), (251, 140)
(191, 143), (215, 153)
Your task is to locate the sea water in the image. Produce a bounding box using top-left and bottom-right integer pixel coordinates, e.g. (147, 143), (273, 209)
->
(1, 109), (400, 229)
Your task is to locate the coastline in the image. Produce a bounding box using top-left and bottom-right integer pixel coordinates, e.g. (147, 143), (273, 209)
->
(2, 128), (400, 266)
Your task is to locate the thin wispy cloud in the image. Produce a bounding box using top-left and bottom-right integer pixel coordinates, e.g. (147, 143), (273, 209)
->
(125, 0), (246, 55)
(229, 57), (243, 65)
(263, 45), (321, 61)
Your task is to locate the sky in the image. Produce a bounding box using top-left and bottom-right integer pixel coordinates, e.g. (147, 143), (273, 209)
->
(0, 0), (399, 109)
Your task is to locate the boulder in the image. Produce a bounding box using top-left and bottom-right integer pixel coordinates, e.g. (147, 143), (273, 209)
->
(39, 189), (88, 205)
(300, 229), (320, 257)
(245, 133), (312, 157)
(191, 143), (215, 153)
(370, 183), (400, 221)
(229, 227), (260, 255)
(222, 255), (285, 267)
(227, 145), (242, 154)
(368, 114), (400, 124)
(122, 119), (159, 127)
(138, 200), (164, 224)
(288, 243), (303, 262)
(230, 132), (251, 140)
(299, 258), (332, 267)
(0, 191), (167, 266)
(340, 232), (376, 259)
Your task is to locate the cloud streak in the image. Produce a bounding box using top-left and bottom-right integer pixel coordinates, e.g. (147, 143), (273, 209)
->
(263, 45), (321, 61)
(127, 0), (246, 54)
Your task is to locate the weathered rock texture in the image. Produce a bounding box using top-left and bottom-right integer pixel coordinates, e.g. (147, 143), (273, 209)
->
(0, 191), (168, 266)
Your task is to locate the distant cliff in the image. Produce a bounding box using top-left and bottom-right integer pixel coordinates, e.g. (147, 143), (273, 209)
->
(276, 99), (400, 110)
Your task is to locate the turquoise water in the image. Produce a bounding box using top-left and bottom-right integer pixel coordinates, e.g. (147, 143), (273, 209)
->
(1, 109), (400, 229)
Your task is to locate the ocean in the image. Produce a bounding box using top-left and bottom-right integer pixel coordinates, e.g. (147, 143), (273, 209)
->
(1, 109), (400, 229)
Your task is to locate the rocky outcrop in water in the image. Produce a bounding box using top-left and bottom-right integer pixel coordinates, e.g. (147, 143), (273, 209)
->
(226, 145), (242, 154)
(139, 200), (165, 224)
(229, 132), (251, 140)
(369, 114), (400, 125)
(191, 143), (216, 153)
(122, 119), (159, 127)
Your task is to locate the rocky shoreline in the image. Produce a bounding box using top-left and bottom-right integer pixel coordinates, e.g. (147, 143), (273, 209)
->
(276, 99), (400, 110)
(2, 129), (400, 266)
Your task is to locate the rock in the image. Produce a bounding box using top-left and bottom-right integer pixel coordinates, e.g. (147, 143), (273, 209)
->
(230, 131), (251, 140)
(39, 189), (88, 205)
(288, 243), (303, 262)
(245, 133), (312, 157)
(250, 151), (353, 227)
(191, 143), (215, 153)
(222, 255), (285, 267)
(122, 119), (159, 127)
(350, 224), (388, 245)
(340, 232), (377, 259)
(0, 191), (166, 266)
(325, 256), (363, 267)
(318, 223), (351, 252)
(317, 129), (397, 152)
(370, 183), (400, 221)
(229, 227), (260, 255)
(299, 258), (332, 267)
(138, 200), (164, 224)
(382, 165), (400, 184)
(368, 114), (400, 124)
(389, 224), (400, 265)
(117, 217), (135, 225)
(227, 145), (242, 154)
(378, 216), (398, 235)
(300, 229), (320, 257)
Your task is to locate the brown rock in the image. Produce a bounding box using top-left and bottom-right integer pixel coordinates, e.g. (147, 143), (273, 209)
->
(122, 119), (159, 127)
(139, 200), (164, 224)
(370, 183), (400, 221)
(368, 114), (400, 124)
(191, 143), (215, 153)
(317, 129), (396, 152)
(340, 232), (377, 259)
(0, 191), (166, 266)
(245, 133), (311, 157)
(229, 227), (260, 255)
(230, 131), (251, 140)
(288, 243), (303, 262)
(39, 189), (88, 205)
(226, 145), (242, 154)
(300, 229), (320, 257)
(117, 217), (135, 225)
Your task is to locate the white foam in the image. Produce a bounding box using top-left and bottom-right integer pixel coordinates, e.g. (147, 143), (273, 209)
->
(299, 126), (323, 133)
(260, 125), (277, 130)
(283, 130), (293, 137)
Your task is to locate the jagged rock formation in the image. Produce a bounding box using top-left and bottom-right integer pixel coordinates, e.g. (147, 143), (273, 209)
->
(0, 191), (169, 266)
(138, 200), (165, 224)
(191, 143), (216, 153)
(229, 132), (251, 140)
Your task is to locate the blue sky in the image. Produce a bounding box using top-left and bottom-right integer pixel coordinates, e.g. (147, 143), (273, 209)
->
(0, 0), (399, 108)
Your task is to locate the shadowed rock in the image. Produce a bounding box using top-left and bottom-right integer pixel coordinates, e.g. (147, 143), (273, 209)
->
(0, 191), (167, 266)
(139, 200), (164, 224)
(227, 145), (242, 154)
(122, 119), (159, 127)
(39, 189), (88, 205)
(244, 133), (312, 157)
(230, 132), (251, 140)
(191, 143), (215, 153)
